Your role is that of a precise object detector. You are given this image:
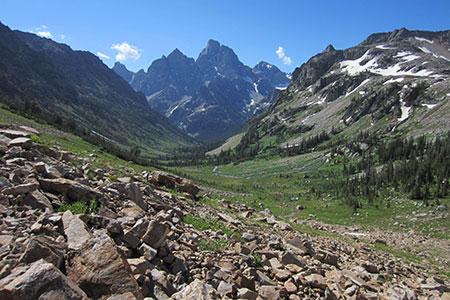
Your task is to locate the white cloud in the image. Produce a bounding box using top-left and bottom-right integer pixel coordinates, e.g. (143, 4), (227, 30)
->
(111, 42), (142, 62)
(276, 46), (293, 65)
(31, 25), (52, 39)
(97, 52), (110, 60)
(60, 34), (66, 40)
(36, 31), (52, 38)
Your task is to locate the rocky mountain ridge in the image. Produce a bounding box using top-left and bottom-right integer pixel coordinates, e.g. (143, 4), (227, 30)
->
(0, 21), (194, 156)
(241, 28), (450, 149)
(0, 124), (448, 299)
(113, 40), (290, 142)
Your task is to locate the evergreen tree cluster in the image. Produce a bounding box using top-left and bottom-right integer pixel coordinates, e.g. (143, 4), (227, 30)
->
(337, 133), (450, 209)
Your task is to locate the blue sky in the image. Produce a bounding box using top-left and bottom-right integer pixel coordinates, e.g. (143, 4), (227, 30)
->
(1, 0), (449, 73)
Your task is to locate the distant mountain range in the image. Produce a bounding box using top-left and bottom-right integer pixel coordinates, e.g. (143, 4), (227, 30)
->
(235, 28), (450, 153)
(0, 22), (194, 155)
(113, 40), (290, 142)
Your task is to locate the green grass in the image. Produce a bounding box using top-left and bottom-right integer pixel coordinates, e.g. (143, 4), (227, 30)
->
(184, 213), (243, 252)
(173, 151), (449, 240)
(58, 199), (101, 215)
(371, 242), (423, 264)
(184, 213), (242, 240)
(206, 133), (243, 155)
(199, 239), (230, 252)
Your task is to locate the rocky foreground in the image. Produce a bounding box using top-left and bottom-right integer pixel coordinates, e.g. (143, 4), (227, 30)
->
(0, 124), (448, 299)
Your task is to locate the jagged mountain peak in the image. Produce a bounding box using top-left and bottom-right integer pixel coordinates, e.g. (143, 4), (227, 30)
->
(199, 39), (221, 56)
(112, 62), (133, 82)
(322, 44), (336, 53)
(114, 39), (290, 142)
(168, 47), (185, 58)
(254, 61), (275, 69)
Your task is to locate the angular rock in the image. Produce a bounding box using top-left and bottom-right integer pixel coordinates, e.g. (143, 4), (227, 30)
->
(237, 288), (258, 300)
(275, 269), (291, 281)
(233, 274), (255, 291)
(130, 219), (149, 239)
(284, 279), (298, 293)
(362, 261), (379, 274)
(275, 221), (292, 231)
(117, 177), (132, 184)
(22, 190), (53, 211)
(8, 138), (32, 150)
(269, 257), (283, 271)
(19, 236), (66, 268)
(171, 258), (187, 275)
(127, 258), (152, 275)
(242, 232), (256, 242)
(62, 210), (91, 250)
(305, 274), (328, 290)
(0, 129), (30, 139)
(0, 259), (88, 300)
(34, 144), (59, 159)
(39, 178), (101, 202)
(281, 252), (306, 267)
(66, 231), (143, 300)
(259, 285), (280, 300)
(256, 270), (276, 286)
(150, 171), (199, 195)
(218, 212), (240, 225)
(98, 206), (119, 219)
(0, 134), (11, 146)
(177, 178), (200, 195)
(121, 231), (141, 249)
(315, 249), (339, 267)
(138, 243), (157, 261)
(217, 280), (235, 297)
(126, 183), (146, 210)
(171, 279), (217, 299)
(107, 292), (137, 300)
(142, 219), (170, 249)
(325, 287), (338, 300)
(151, 269), (176, 296)
(2, 182), (39, 196)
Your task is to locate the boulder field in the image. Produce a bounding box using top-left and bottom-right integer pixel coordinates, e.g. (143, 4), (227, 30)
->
(0, 124), (448, 299)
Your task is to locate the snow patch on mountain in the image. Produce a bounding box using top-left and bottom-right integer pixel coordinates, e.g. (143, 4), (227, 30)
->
(345, 79), (371, 97)
(423, 103), (437, 109)
(398, 100), (411, 122)
(340, 51), (377, 75)
(415, 37), (434, 44)
(384, 77), (405, 85)
(340, 50), (435, 77)
(376, 45), (396, 50)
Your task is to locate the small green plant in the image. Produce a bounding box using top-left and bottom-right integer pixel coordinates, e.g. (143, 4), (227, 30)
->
(184, 213), (243, 241)
(199, 239), (229, 252)
(58, 199), (101, 215)
(252, 254), (262, 265)
(30, 134), (41, 144)
(58, 201), (88, 214)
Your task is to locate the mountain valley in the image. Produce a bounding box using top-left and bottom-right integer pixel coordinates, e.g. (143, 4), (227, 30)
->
(0, 18), (449, 300)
